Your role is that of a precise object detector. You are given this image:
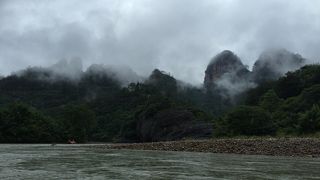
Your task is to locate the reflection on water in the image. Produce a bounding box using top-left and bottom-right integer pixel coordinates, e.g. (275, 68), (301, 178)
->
(0, 144), (319, 179)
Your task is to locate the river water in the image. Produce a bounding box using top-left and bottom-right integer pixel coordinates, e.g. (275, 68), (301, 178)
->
(0, 144), (319, 179)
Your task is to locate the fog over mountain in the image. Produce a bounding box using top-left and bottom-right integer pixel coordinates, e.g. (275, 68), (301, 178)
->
(0, 0), (319, 84)
(204, 49), (306, 98)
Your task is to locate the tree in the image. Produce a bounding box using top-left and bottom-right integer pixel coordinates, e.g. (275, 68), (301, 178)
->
(146, 69), (178, 97)
(62, 104), (96, 142)
(0, 103), (59, 143)
(215, 106), (275, 136)
(259, 89), (283, 112)
(243, 81), (275, 105)
(298, 104), (320, 134)
(275, 65), (320, 99)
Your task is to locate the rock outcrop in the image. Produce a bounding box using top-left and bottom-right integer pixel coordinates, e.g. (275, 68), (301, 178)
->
(204, 50), (250, 88)
(204, 50), (253, 98)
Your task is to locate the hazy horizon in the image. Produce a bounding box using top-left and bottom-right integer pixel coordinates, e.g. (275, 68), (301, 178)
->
(0, 0), (319, 84)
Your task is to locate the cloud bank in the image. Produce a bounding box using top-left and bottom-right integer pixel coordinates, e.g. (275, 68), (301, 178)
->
(0, 0), (319, 84)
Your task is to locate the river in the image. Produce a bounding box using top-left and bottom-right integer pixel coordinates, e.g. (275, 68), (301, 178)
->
(0, 144), (319, 179)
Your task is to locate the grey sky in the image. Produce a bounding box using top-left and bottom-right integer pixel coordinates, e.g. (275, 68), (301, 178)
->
(0, 0), (319, 84)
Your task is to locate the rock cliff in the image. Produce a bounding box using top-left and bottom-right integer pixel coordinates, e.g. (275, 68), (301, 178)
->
(204, 50), (250, 88)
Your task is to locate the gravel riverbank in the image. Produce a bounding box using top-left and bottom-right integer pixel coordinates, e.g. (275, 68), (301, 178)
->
(105, 138), (320, 157)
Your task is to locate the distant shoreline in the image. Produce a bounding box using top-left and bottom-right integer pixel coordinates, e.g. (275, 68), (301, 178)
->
(104, 138), (320, 157)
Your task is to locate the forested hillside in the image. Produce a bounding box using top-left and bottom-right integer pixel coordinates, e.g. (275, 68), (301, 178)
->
(0, 67), (213, 143)
(0, 51), (319, 143)
(214, 65), (320, 136)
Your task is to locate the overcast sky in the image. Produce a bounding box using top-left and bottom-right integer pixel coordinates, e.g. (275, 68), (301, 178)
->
(0, 0), (319, 84)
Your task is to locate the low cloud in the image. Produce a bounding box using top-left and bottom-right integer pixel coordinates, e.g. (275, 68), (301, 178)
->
(0, 0), (319, 84)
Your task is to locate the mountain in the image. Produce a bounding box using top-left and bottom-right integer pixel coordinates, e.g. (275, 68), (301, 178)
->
(204, 50), (250, 88)
(0, 64), (213, 143)
(0, 51), (318, 143)
(252, 49), (306, 83)
(204, 49), (307, 98)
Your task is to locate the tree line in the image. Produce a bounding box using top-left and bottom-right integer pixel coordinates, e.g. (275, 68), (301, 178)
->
(0, 65), (319, 143)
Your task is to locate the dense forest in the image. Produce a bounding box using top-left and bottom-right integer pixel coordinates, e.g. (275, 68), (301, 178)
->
(0, 50), (319, 143)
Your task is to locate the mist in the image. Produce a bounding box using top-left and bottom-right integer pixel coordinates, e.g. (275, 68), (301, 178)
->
(0, 0), (320, 84)
(214, 72), (256, 98)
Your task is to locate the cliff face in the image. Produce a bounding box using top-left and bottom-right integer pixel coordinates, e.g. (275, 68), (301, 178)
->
(252, 49), (306, 83)
(204, 50), (250, 88)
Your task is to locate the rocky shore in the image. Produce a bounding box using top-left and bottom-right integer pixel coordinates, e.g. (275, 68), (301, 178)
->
(105, 138), (320, 157)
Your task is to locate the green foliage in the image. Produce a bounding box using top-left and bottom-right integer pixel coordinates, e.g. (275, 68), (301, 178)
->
(244, 81), (275, 105)
(91, 110), (137, 142)
(259, 89), (283, 112)
(214, 106), (275, 136)
(298, 104), (320, 134)
(0, 103), (60, 143)
(146, 69), (178, 97)
(238, 64), (320, 136)
(275, 71), (303, 98)
(1, 64), (320, 143)
(61, 104), (96, 142)
(275, 65), (320, 98)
